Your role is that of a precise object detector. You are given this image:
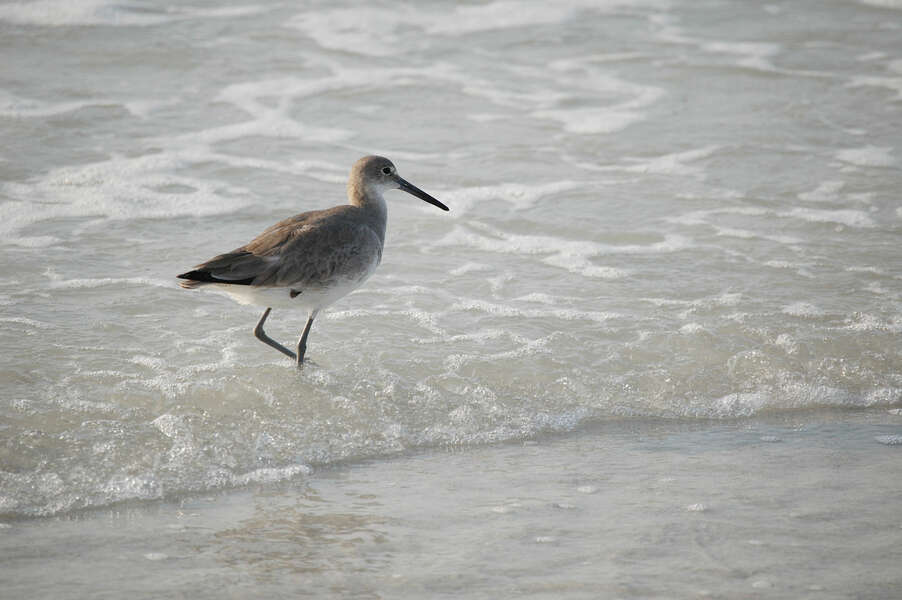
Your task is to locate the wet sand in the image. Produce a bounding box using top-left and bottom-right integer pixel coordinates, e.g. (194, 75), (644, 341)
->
(3, 409), (901, 599)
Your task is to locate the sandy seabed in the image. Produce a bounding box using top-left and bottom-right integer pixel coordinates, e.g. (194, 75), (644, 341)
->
(3, 408), (901, 600)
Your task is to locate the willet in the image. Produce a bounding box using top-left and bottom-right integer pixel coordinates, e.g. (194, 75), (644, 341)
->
(177, 155), (449, 365)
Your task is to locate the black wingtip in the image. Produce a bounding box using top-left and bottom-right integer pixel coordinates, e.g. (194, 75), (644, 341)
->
(176, 270), (255, 286)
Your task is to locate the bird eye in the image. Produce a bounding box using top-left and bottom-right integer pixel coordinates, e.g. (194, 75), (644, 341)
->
(382, 167), (391, 175)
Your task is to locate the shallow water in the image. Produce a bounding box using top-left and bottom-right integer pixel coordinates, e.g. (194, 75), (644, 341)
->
(3, 413), (902, 599)
(1, 0), (901, 594)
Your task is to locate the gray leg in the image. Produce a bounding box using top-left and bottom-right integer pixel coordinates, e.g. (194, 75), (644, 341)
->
(253, 308), (297, 361)
(296, 310), (318, 366)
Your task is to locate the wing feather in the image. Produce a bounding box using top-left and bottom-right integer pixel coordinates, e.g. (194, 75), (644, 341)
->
(177, 205), (382, 289)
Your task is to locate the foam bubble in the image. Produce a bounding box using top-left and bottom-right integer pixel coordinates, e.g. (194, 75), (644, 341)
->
(437, 224), (689, 279)
(0, 1), (266, 27)
(453, 298), (620, 324)
(231, 464), (312, 485)
(47, 277), (174, 291)
(848, 75), (902, 100)
(449, 262), (493, 276)
(289, 2), (668, 55)
(668, 206), (768, 226)
(779, 208), (875, 228)
(0, 316), (54, 330)
(143, 553), (169, 561)
(532, 81), (665, 134)
(0, 90), (107, 118)
(0, 152), (250, 245)
(534, 536), (557, 543)
(617, 145), (720, 177)
(835, 146), (895, 167)
(701, 41), (780, 71)
(714, 227), (801, 245)
(857, 0), (902, 9)
(782, 302), (826, 318)
(440, 181), (583, 215)
(844, 314), (902, 333)
(679, 323), (707, 334)
(797, 180), (845, 202)
(428, 2), (588, 35)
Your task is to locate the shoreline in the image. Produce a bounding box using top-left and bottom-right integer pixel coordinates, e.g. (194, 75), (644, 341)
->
(3, 405), (900, 523)
(3, 408), (901, 599)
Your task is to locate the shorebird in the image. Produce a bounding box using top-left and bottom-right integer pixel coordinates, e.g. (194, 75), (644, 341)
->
(177, 155), (449, 366)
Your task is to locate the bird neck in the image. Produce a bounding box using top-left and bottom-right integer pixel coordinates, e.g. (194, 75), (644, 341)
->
(348, 181), (388, 239)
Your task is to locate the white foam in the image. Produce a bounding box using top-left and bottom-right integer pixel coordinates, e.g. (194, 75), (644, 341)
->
(779, 208), (875, 228)
(847, 265), (888, 276)
(440, 181), (583, 215)
(782, 302), (826, 318)
(288, 7), (409, 56)
(0, 316), (54, 330)
(858, 52), (888, 62)
(668, 206), (769, 226)
(857, 0), (902, 9)
(516, 293), (565, 305)
(443, 333), (554, 370)
(0, 1), (266, 27)
(844, 314), (902, 333)
(774, 333), (801, 354)
(797, 180), (845, 202)
(413, 328), (510, 346)
(714, 227), (802, 245)
(448, 262), (493, 276)
(439, 224), (690, 279)
(0, 89), (106, 118)
(453, 298), (620, 324)
(0, 152), (250, 244)
(47, 276), (173, 290)
(835, 146), (895, 167)
(532, 80), (665, 135)
(289, 2), (667, 55)
(589, 145), (720, 178)
(466, 113), (509, 123)
(686, 292), (744, 312)
(165, 115), (351, 147)
(428, 2), (587, 35)
(848, 75), (902, 100)
(679, 323), (707, 334)
(143, 553), (169, 561)
(532, 104), (651, 134)
(701, 41), (781, 71)
(231, 464), (312, 486)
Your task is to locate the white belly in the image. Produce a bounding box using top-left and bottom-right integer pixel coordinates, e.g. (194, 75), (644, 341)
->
(203, 265), (378, 313)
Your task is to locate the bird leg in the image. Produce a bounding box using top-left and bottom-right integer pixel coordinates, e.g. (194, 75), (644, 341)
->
(253, 308), (297, 361)
(296, 310), (318, 366)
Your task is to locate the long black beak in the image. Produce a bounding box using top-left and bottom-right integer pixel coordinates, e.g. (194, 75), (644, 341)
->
(396, 176), (449, 211)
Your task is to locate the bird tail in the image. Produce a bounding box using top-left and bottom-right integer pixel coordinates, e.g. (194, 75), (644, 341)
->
(178, 279), (205, 289)
(177, 269), (256, 288)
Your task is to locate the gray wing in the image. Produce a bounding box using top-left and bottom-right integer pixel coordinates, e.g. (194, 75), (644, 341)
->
(182, 206), (382, 288)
